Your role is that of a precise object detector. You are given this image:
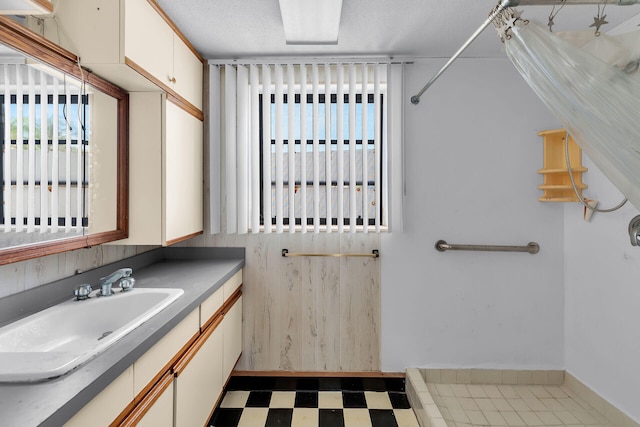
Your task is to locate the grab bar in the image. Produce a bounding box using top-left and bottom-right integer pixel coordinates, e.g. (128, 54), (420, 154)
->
(435, 240), (539, 254)
(282, 249), (380, 258)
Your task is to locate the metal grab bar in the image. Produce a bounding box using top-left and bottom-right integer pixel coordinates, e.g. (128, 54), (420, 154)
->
(282, 249), (380, 258)
(435, 240), (539, 254)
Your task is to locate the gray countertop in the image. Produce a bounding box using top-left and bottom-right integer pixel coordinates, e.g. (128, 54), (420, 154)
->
(0, 247), (245, 427)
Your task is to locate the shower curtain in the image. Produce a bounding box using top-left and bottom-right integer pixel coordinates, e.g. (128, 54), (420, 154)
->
(497, 10), (640, 210)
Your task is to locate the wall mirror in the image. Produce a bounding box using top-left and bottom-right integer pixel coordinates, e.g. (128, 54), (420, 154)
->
(0, 16), (128, 265)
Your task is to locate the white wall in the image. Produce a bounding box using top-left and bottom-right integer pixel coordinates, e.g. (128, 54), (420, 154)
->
(564, 154), (640, 421)
(381, 58), (565, 371)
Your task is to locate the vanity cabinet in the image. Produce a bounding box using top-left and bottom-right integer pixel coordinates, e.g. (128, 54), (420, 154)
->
(111, 271), (243, 427)
(32, 0), (203, 113)
(116, 92), (203, 246)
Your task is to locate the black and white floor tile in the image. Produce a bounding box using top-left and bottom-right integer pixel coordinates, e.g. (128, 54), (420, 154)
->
(208, 376), (420, 427)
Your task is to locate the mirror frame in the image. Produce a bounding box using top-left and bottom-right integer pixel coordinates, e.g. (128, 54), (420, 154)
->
(0, 16), (128, 265)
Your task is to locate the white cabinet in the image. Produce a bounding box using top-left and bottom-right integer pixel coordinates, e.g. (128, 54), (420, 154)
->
(63, 366), (134, 427)
(165, 101), (204, 244)
(33, 0), (203, 112)
(128, 373), (174, 427)
(174, 319), (225, 427)
(223, 296), (243, 379)
(117, 92), (203, 246)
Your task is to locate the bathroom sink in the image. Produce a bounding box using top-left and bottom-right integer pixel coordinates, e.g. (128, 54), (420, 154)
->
(0, 287), (184, 382)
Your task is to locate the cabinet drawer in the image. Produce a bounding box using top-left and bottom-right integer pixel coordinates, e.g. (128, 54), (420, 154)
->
(133, 309), (199, 395)
(223, 270), (243, 300)
(200, 286), (224, 329)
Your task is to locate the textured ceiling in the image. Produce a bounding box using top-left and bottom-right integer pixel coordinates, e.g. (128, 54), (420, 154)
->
(154, 0), (640, 60)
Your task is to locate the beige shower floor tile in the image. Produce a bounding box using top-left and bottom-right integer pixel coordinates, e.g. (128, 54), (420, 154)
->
(428, 383), (608, 427)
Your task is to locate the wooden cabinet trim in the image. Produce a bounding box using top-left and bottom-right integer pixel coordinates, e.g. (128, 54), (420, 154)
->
(165, 230), (204, 247)
(173, 314), (224, 376)
(202, 286), (243, 331)
(114, 372), (173, 427)
(146, 0), (204, 63)
(124, 56), (204, 121)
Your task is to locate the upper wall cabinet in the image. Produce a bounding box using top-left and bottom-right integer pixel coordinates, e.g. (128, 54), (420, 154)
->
(28, 0), (203, 115)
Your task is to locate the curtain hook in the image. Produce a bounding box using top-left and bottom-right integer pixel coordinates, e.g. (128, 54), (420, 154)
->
(590, 2), (608, 36)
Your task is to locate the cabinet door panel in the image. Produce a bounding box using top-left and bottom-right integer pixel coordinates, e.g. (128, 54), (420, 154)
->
(63, 366), (134, 427)
(135, 376), (174, 427)
(223, 296), (243, 379)
(164, 102), (203, 243)
(175, 326), (224, 427)
(125, 0), (173, 85)
(172, 35), (203, 110)
(134, 309), (199, 395)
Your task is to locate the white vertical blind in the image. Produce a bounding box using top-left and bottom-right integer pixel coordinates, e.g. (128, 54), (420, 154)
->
(311, 64), (320, 233)
(361, 64), (369, 234)
(286, 64), (296, 233)
(299, 64), (308, 233)
(74, 86), (82, 231)
(236, 65), (249, 234)
(274, 65), (284, 234)
(39, 71), (49, 234)
(336, 65), (344, 233)
(64, 84), (72, 232)
(224, 68), (237, 233)
(249, 65), (260, 233)
(0, 64), (86, 234)
(27, 67), (36, 232)
(348, 64), (357, 233)
(2, 66), (11, 233)
(261, 65), (272, 234)
(51, 78), (60, 233)
(324, 64), (332, 233)
(373, 65), (382, 233)
(15, 67), (24, 232)
(215, 61), (393, 234)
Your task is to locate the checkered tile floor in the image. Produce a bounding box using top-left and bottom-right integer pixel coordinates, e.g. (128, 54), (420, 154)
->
(208, 376), (420, 427)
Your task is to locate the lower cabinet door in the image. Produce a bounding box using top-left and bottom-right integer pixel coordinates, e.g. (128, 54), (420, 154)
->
(174, 322), (224, 427)
(135, 375), (174, 427)
(223, 296), (243, 379)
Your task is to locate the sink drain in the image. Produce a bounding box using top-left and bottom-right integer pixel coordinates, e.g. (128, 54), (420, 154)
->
(98, 331), (113, 341)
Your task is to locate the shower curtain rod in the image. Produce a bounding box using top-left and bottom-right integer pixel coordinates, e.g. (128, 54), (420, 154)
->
(410, 0), (640, 104)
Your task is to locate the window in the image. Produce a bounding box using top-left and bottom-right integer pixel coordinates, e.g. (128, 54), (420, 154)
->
(219, 62), (391, 234)
(261, 92), (383, 228)
(0, 64), (89, 234)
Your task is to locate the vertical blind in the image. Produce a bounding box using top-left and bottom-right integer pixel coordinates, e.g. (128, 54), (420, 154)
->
(1, 63), (87, 234)
(220, 62), (390, 234)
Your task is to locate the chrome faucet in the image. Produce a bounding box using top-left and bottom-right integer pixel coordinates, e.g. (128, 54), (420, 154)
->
(98, 268), (135, 296)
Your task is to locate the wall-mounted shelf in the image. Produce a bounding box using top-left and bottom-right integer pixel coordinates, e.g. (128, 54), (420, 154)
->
(538, 129), (588, 202)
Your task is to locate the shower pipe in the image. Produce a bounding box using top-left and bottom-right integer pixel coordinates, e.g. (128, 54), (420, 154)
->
(435, 240), (540, 254)
(282, 249), (380, 258)
(410, 0), (640, 104)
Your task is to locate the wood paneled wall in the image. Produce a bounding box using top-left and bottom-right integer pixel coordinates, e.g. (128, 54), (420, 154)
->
(182, 232), (381, 372)
(0, 245), (157, 300)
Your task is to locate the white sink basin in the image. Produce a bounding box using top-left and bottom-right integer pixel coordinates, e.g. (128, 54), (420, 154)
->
(0, 287), (184, 382)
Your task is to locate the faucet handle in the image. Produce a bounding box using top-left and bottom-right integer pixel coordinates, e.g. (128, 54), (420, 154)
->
(119, 277), (136, 292)
(74, 284), (93, 300)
